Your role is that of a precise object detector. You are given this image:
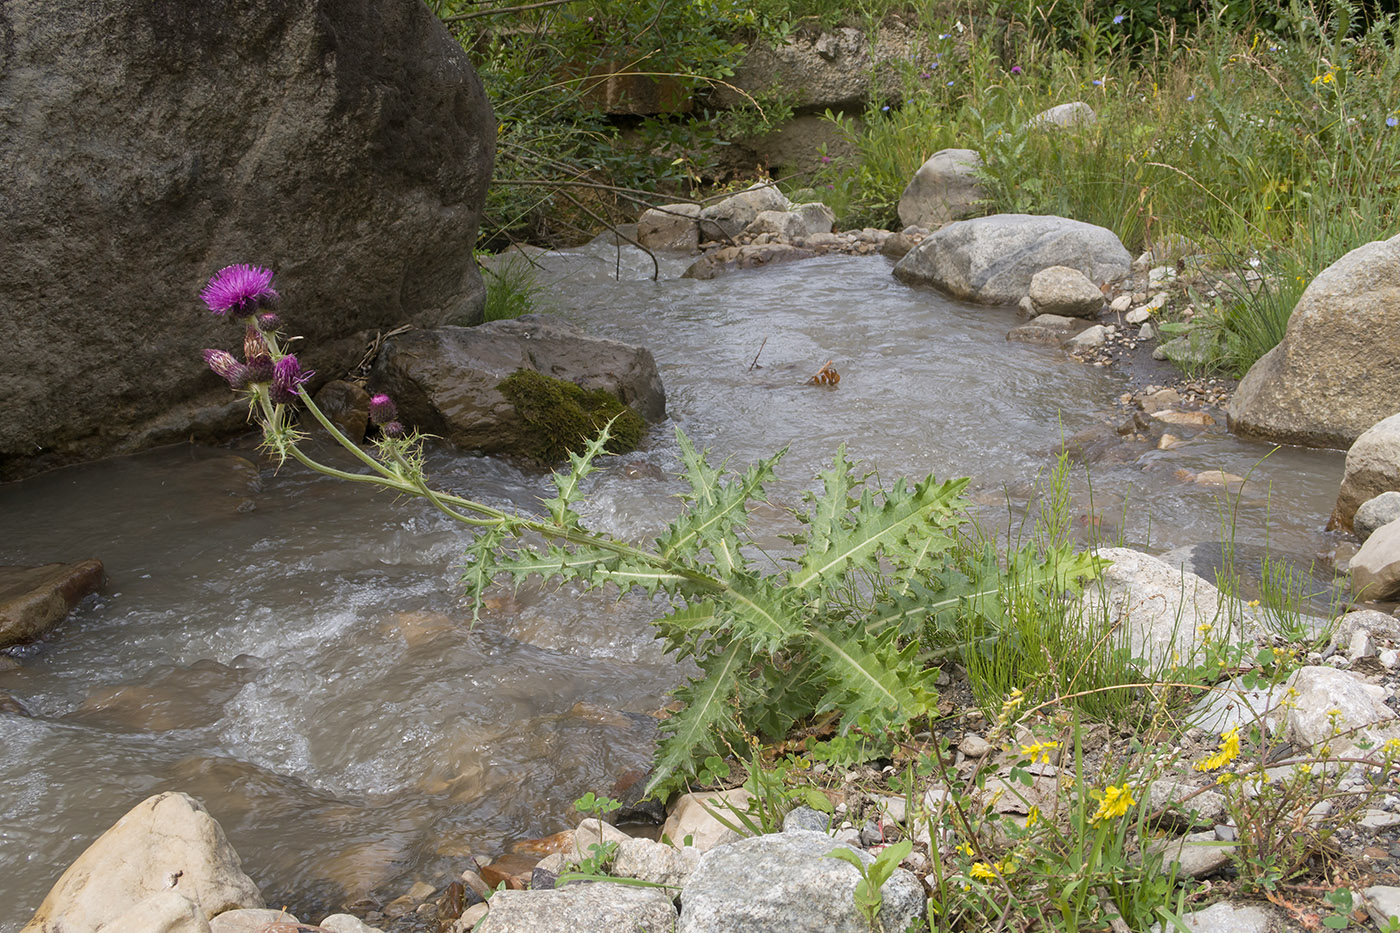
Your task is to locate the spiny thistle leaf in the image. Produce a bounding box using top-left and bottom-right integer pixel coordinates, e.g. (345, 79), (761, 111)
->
(462, 524), (510, 624)
(647, 641), (748, 796)
(808, 628), (940, 725)
(539, 418), (615, 528)
(788, 474), (968, 592)
(656, 430), (780, 574)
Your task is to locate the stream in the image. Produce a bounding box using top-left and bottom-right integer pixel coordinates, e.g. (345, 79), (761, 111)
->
(0, 248), (1347, 930)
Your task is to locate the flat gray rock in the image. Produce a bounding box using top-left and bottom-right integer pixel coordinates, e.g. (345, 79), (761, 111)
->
(893, 214), (1129, 305)
(477, 884), (676, 933)
(1150, 900), (1280, 933)
(678, 830), (923, 933)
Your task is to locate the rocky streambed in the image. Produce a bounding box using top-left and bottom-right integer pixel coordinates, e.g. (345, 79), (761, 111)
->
(2, 236), (1383, 932)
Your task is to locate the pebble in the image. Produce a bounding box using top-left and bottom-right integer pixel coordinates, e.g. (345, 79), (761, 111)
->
(1111, 294), (1133, 312)
(1125, 307), (1151, 324)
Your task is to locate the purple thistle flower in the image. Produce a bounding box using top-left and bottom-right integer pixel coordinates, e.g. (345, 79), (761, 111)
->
(202, 349), (252, 390)
(269, 354), (314, 405)
(381, 421), (406, 439)
(200, 264), (279, 318)
(255, 312), (282, 333)
(369, 393), (398, 425)
(243, 327), (274, 382)
(1011, 65), (1022, 75)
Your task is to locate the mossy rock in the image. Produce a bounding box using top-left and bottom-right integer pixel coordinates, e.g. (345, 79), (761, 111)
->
(497, 369), (645, 463)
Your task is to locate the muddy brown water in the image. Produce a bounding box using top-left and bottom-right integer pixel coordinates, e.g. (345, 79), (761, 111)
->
(0, 248), (1346, 929)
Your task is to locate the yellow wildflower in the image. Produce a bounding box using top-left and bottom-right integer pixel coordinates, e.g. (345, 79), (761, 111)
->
(1247, 599), (1261, 608)
(1020, 741), (1061, 764)
(956, 842), (974, 857)
(1194, 726), (1241, 772)
(969, 861), (998, 881)
(1383, 737), (1400, 758)
(1197, 623), (1213, 635)
(1027, 805), (1041, 827)
(1091, 784), (1135, 823)
(994, 858), (1018, 875)
(1216, 771), (1236, 786)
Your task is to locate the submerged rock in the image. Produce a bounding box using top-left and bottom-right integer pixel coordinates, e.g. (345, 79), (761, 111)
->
(0, 560), (104, 649)
(20, 791), (262, 933)
(1229, 233), (1400, 449)
(683, 243), (817, 280)
(1, 0), (495, 478)
(893, 214), (1129, 305)
(369, 317), (664, 463)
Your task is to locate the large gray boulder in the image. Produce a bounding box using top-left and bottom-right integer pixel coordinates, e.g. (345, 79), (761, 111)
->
(1331, 413), (1400, 532)
(368, 316), (665, 460)
(20, 792), (262, 932)
(897, 148), (985, 229)
(0, 0), (495, 480)
(1229, 234), (1400, 449)
(678, 831), (924, 933)
(893, 214), (1130, 305)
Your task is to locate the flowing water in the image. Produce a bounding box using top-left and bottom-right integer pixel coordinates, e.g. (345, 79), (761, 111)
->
(0, 248), (1347, 929)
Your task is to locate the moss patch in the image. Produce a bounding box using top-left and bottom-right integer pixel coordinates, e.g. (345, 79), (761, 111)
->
(497, 369), (645, 463)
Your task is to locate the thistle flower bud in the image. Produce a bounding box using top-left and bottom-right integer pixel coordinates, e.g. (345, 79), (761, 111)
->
(368, 393), (398, 425)
(255, 312), (282, 332)
(244, 327), (274, 382)
(202, 349), (252, 390)
(269, 354), (314, 405)
(381, 420), (405, 438)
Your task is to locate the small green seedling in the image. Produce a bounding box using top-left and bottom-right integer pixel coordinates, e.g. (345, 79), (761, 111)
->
(827, 839), (913, 931)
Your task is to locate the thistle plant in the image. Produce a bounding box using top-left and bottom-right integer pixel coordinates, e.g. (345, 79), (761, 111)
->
(196, 263), (1105, 796)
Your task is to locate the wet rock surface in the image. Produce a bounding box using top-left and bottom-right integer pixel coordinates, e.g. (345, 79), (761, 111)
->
(369, 317), (665, 461)
(0, 560), (104, 649)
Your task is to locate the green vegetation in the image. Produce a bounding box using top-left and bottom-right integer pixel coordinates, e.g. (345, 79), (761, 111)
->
(250, 358), (1399, 930)
(496, 368), (645, 462)
(438, 0), (1399, 372)
(480, 257), (544, 321)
